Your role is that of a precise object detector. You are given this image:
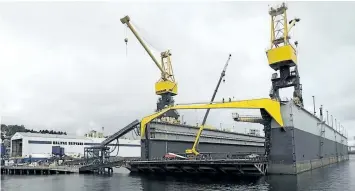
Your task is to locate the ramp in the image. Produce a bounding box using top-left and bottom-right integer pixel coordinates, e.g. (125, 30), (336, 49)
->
(80, 120), (140, 173)
(100, 119), (140, 146)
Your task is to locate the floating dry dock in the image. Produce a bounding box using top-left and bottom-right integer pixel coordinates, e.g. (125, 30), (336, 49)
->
(121, 3), (350, 176)
(126, 101), (349, 175)
(79, 100), (349, 176)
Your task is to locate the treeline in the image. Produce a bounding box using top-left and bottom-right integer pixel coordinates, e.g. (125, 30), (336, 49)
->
(1, 124), (67, 139)
(29, 129), (67, 135)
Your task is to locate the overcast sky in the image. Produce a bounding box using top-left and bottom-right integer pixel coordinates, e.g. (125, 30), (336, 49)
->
(1, 1), (354, 140)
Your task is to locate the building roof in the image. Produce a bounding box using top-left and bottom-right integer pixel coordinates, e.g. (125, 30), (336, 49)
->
(11, 132), (140, 142)
(12, 132), (88, 140)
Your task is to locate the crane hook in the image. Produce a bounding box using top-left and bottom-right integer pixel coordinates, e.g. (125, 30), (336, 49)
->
(124, 38), (128, 57)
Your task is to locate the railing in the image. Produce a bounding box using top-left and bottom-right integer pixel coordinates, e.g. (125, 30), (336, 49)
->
(128, 152), (267, 163)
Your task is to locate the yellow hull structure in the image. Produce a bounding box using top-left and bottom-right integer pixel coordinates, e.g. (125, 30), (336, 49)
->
(140, 98), (284, 139)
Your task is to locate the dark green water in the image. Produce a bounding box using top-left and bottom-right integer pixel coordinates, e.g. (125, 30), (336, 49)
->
(2, 156), (355, 191)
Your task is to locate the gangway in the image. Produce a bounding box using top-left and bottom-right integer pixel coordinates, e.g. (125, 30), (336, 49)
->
(80, 120), (140, 173)
(232, 113), (266, 124)
(100, 119), (140, 146)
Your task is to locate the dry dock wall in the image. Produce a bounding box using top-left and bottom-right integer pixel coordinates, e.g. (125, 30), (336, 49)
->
(268, 101), (349, 174)
(141, 122), (265, 160)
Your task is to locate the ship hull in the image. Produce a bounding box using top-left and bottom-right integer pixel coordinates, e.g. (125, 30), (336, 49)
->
(138, 101), (349, 175)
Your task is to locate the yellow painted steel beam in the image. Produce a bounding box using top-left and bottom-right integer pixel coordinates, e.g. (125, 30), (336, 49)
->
(140, 98), (283, 138)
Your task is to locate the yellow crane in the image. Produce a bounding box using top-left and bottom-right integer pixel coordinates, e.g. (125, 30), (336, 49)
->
(266, 2), (303, 106)
(121, 16), (179, 120)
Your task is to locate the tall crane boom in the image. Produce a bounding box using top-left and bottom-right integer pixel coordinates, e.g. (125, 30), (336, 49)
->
(186, 54), (232, 155)
(121, 15), (179, 120)
(201, 54), (232, 126)
(120, 16), (165, 77)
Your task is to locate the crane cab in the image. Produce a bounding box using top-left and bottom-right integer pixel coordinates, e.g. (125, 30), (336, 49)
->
(266, 2), (299, 71)
(155, 81), (178, 96)
(266, 44), (297, 70)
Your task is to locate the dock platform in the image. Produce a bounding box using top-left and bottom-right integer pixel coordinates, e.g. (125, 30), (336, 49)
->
(1, 165), (80, 175)
(126, 157), (268, 176)
(78, 157), (140, 174)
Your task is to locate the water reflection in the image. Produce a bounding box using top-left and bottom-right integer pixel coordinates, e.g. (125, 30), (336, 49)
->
(137, 174), (268, 191)
(132, 157), (354, 191)
(2, 156), (354, 191)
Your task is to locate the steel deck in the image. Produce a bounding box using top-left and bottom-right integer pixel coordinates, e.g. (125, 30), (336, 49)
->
(127, 157), (268, 176)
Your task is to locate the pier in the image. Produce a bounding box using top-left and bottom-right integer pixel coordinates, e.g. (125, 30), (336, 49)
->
(1, 165), (79, 175)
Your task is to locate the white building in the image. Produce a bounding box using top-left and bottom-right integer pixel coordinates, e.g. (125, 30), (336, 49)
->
(10, 132), (141, 159)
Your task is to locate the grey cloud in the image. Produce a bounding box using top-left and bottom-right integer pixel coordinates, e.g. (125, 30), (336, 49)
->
(0, 2), (354, 137)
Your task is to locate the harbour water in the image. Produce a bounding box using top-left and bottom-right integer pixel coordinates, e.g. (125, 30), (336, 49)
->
(2, 155), (355, 191)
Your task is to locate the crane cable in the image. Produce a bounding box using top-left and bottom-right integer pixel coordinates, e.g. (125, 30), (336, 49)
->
(130, 20), (163, 53)
(123, 21), (163, 68)
(124, 26), (128, 57)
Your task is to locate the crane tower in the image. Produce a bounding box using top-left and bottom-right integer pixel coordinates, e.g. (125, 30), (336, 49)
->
(266, 3), (303, 106)
(121, 16), (179, 121)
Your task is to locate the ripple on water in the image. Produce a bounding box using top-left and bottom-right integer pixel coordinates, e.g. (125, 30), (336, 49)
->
(2, 156), (355, 191)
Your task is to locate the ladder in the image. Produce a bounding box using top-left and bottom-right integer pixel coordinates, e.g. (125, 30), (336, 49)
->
(318, 106), (326, 159)
(334, 129), (338, 161)
(318, 118), (326, 159)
